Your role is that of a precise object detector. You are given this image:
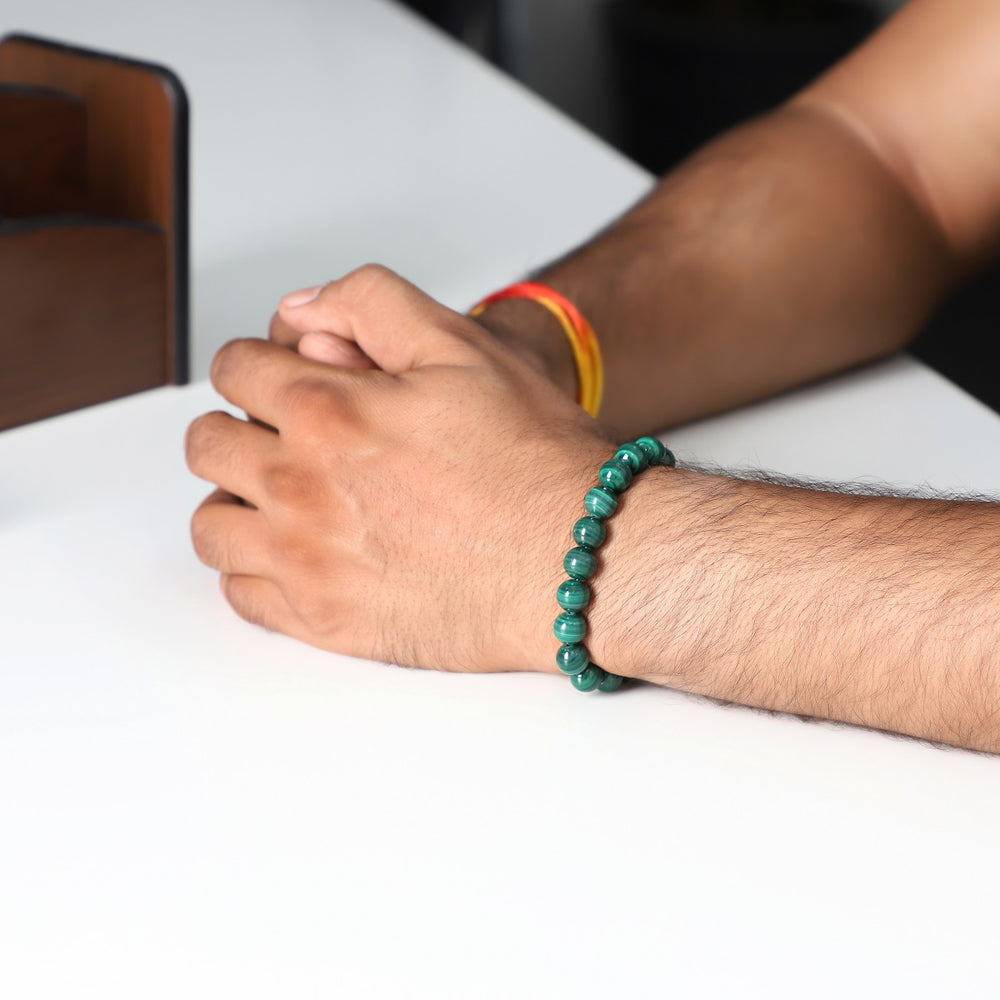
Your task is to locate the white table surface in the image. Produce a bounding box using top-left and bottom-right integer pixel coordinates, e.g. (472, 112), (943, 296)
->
(4, 2), (1000, 997)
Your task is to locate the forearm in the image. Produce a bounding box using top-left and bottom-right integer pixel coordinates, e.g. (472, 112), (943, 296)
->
(479, 103), (957, 435)
(234, 267), (1000, 752)
(590, 468), (1000, 752)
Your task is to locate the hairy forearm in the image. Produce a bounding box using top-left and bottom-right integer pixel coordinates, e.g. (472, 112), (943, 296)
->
(252, 268), (1000, 751)
(588, 468), (1000, 752)
(479, 103), (957, 436)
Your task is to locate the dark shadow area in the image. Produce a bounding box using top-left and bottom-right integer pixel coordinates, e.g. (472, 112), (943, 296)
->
(402, 0), (503, 62)
(605, 0), (878, 173)
(910, 266), (1000, 413)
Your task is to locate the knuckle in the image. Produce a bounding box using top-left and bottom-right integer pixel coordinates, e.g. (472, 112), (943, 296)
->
(221, 574), (260, 625)
(185, 411), (227, 467)
(210, 338), (260, 390)
(280, 374), (348, 427)
(294, 595), (336, 634)
(271, 530), (320, 573)
(337, 263), (399, 304)
(348, 262), (394, 289)
(262, 462), (318, 510)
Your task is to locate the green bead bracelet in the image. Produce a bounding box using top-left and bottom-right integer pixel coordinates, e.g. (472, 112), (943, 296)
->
(553, 437), (676, 692)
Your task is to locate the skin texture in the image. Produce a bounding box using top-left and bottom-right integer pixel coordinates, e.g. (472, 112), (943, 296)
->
(189, 0), (1000, 751)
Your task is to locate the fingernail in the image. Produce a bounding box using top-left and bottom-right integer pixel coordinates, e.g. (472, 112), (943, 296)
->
(282, 285), (322, 308)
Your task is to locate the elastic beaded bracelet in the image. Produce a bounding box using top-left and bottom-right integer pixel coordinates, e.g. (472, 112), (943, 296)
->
(554, 437), (676, 692)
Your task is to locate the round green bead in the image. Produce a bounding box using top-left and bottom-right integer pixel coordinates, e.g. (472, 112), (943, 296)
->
(614, 442), (646, 473)
(598, 458), (633, 492)
(557, 578), (591, 612)
(660, 447), (676, 468)
(635, 436), (665, 464)
(572, 516), (606, 549)
(564, 547), (597, 580)
(553, 611), (587, 644)
(571, 664), (603, 692)
(597, 671), (624, 692)
(584, 486), (618, 520)
(556, 643), (589, 675)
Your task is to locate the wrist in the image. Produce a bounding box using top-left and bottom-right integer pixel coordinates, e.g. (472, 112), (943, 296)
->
(549, 440), (687, 690)
(581, 464), (690, 683)
(472, 298), (578, 402)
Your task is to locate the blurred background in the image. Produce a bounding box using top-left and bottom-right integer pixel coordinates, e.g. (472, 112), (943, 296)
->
(400, 0), (1000, 415)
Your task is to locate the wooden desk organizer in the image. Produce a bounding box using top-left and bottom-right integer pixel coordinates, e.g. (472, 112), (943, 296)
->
(0, 34), (188, 431)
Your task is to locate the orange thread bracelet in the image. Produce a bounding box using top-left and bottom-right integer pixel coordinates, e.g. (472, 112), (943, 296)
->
(470, 281), (604, 418)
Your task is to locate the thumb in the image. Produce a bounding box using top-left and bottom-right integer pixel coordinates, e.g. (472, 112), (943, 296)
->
(271, 303), (377, 370)
(277, 264), (476, 374)
(270, 303), (376, 370)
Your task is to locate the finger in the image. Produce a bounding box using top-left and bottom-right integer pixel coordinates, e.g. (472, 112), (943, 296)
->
(298, 331), (377, 369)
(191, 488), (272, 575)
(268, 309), (303, 349)
(220, 573), (302, 636)
(278, 264), (479, 374)
(185, 409), (279, 504)
(271, 305), (377, 369)
(209, 339), (334, 429)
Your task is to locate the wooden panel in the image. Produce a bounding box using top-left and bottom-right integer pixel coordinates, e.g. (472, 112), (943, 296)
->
(0, 34), (188, 394)
(0, 220), (166, 430)
(0, 84), (87, 217)
(0, 38), (175, 228)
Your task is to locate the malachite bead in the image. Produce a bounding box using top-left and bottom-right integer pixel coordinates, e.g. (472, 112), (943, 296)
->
(557, 578), (591, 612)
(556, 642), (590, 675)
(635, 436), (665, 464)
(598, 458), (633, 492)
(584, 486), (618, 520)
(597, 670), (624, 692)
(564, 547), (597, 580)
(556, 441), (674, 694)
(614, 442), (646, 473)
(553, 611), (587, 644)
(572, 515), (606, 550)
(571, 664), (603, 692)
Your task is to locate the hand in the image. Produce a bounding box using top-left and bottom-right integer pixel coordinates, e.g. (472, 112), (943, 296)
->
(187, 266), (613, 673)
(269, 281), (579, 403)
